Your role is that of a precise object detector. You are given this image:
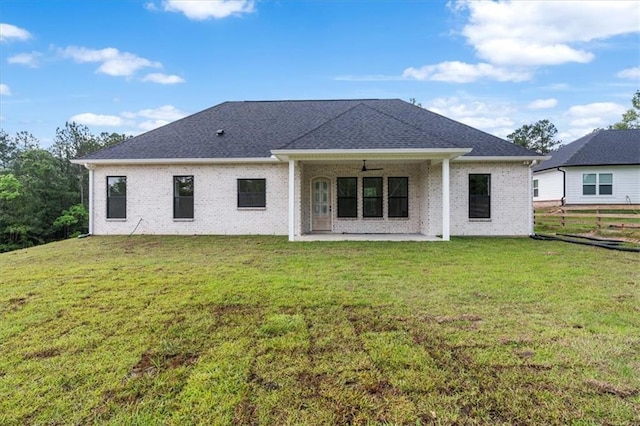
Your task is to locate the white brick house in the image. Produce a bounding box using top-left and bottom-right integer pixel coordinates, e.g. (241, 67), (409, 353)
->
(73, 99), (545, 240)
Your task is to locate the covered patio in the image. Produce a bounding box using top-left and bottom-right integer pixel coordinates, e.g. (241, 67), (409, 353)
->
(271, 149), (473, 242)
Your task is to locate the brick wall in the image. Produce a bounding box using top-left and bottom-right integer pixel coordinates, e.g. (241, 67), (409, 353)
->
(447, 161), (532, 236)
(91, 160), (532, 237)
(92, 163), (289, 235)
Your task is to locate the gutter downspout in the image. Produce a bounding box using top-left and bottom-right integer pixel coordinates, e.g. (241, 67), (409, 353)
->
(528, 160), (539, 236)
(86, 164), (94, 235)
(557, 167), (566, 206)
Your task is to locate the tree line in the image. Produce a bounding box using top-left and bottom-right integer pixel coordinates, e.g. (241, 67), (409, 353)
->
(0, 123), (128, 252)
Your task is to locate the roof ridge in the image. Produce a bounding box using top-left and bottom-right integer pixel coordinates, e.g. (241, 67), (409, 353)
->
(235, 98), (382, 104)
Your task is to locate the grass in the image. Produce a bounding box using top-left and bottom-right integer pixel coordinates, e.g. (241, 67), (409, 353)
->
(1, 235), (639, 425)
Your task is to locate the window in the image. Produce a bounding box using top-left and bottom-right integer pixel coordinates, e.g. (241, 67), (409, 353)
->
(582, 174), (596, 195)
(174, 176), (194, 219)
(238, 179), (266, 208)
(363, 177), (383, 218)
(107, 176), (126, 219)
(469, 174), (491, 219)
(583, 173), (612, 196)
(533, 179), (539, 198)
(598, 173), (613, 195)
(388, 177), (408, 218)
(337, 177), (357, 217)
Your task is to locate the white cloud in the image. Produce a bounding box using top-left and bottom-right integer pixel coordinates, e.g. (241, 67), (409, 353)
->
(426, 96), (516, 137)
(528, 98), (558, 110)
(0, 23), (31, 42)
(7, 51), (42, 68)
(0, 83), (11, 96)
(403, 61), (531, 83)
(124, 105), (187, 122)
(565, 102), (626, 129)
(616, 66), (640, 80)
(458, 0), (639, 67)
(60, 46), (161, 77)
(70, 113), (124, 127)
(161, 0), (255, 20)
(72, 105), (189, 132)
(141, 73), (185, 84)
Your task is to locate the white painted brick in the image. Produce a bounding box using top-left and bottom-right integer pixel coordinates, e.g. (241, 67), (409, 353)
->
(91, 160), (532, 237)
(92, 164), (289, 235)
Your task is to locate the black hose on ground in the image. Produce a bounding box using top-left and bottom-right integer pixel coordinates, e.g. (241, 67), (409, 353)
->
(530, 233), (640, 252)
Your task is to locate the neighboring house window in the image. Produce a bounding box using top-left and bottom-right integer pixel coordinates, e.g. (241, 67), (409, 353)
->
(238, 179), (266, 208)
(533, 179), (539, 198)
(583, 174), (596, 195)
(598, 173), (613, 195)
(363, 177), (383, 218)
(174, 176), (194, 219)
(583, 173), (613, 196)
(388, 177), (408, 218)
(107, 176), (126, 219)
(337, 177), (357, 218)
(469, 174), (491, 219)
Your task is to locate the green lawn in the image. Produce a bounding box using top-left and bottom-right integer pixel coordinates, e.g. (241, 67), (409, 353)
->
(1, 236), (639, 425)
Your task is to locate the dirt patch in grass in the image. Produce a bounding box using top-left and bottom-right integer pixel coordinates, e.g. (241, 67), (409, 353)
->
(23, 348), (61, 359)
(585, 379), (639, 398)
(344, 305), (407, 333)
(233, 397), (259, 426)
(129, 351), (199, 378)
(6, 296), (28, 312)
(435, 313), (483, 324)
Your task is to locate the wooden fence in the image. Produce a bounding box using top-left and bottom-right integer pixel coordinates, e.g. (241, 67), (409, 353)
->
(534, 205), (640, 231)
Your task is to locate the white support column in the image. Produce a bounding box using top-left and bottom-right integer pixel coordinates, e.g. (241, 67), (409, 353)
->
(442, 158), (450, 241)
(288, 159), (296, 241)
(87, 165), (94, 235)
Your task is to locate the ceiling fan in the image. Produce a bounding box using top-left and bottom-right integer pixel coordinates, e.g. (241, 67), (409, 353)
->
(361, 160), (383, 172)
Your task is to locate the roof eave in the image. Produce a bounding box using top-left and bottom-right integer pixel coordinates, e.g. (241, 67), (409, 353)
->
(271, 148), (473, 161)
(70, 157), (280, 167)
(455, 155), (550, 162)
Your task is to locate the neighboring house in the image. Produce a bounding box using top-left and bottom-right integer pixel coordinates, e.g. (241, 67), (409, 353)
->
(72, 99), (544, 241)
(533, 129), (640, 207)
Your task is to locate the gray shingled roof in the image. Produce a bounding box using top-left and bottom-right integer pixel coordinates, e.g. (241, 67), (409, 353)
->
(81, 99), (541, 160)
(533, 129), (640, 172)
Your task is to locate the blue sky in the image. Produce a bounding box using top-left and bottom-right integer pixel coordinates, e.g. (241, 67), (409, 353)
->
(1, 0), (638, 147)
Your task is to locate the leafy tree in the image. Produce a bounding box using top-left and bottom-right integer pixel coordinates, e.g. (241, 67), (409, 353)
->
(610, 90), (640, 130)
(98, 131), (130, 148)
(8, 149), (75, 244)
(507, 119), (561, 154)
(51, 123), (130, 207)
(0, 174), (21, 201)
(0, 123), (129, 251)
(0, 130), (38, 170)
(53, 204), (88, 238)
